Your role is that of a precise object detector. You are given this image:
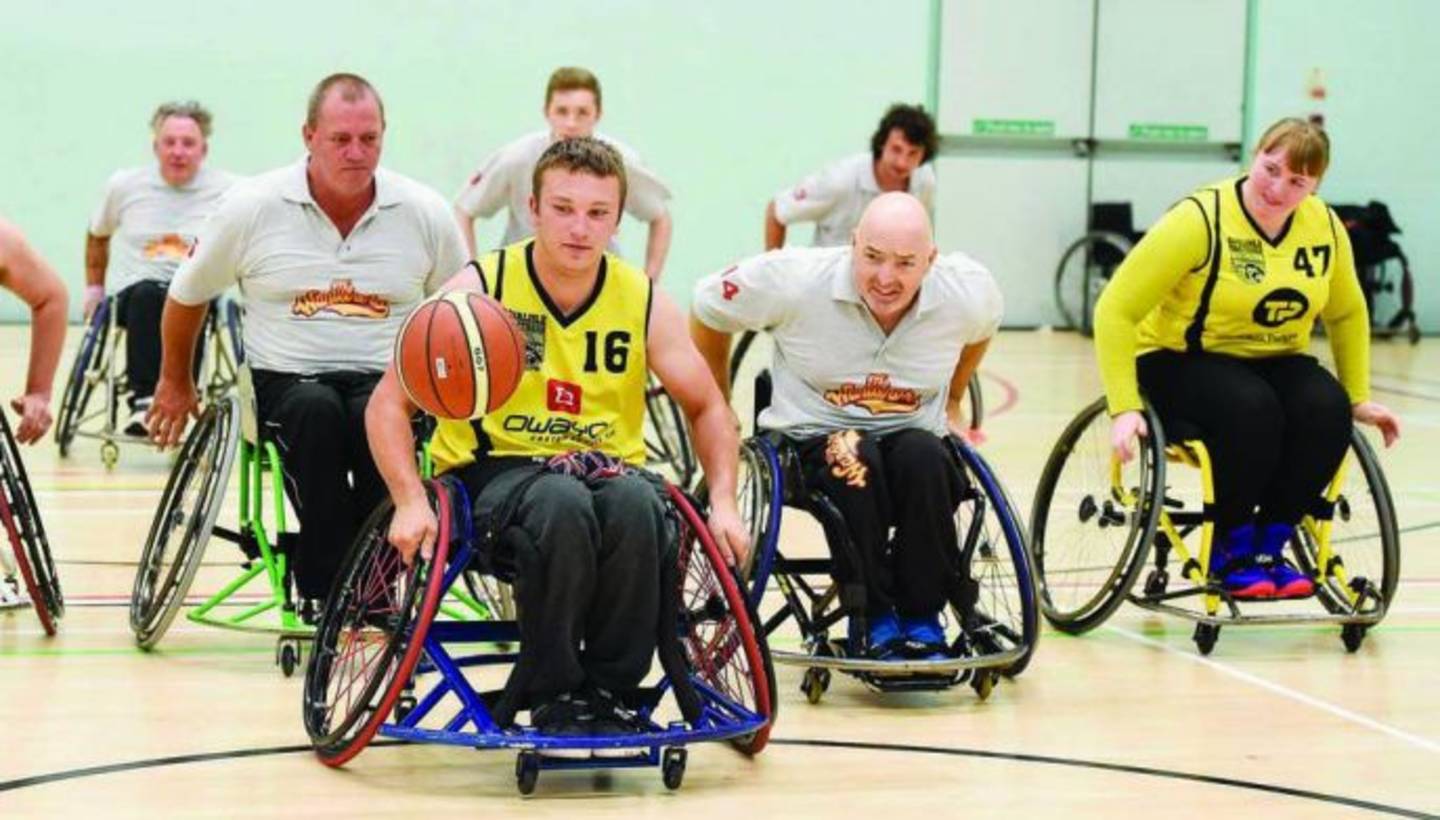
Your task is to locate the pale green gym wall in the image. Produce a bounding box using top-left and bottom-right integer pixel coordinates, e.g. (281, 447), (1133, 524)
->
(0, 0), (930, 321)
(1249, 0), (1438, 333)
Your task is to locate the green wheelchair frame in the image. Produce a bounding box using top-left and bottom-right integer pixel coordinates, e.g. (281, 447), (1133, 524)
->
(130, 368), (504, 675)
(1030, 397), (1400, 655)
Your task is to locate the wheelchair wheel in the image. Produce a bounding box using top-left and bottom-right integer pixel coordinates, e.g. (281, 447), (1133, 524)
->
(1053, 231), (1134, 334)
(55, 301), (110, 457)
(965, 372), (984, 434)
(1030, 398), (1164, 633)
(728, 331), (772, 436)
(668, 485), (775, 755)
(0, 410), (63, 634)
(304, 483), (452, 767)
(644, 377), (697, 489)
(695, 437), (780, 608)
(950, 439), (1038, 677)
(130, 396), (241, 649)
(1293, 429), (1401, 622)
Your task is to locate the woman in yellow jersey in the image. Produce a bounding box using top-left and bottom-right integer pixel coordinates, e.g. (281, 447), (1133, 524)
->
(1094, 118), (1400, 600)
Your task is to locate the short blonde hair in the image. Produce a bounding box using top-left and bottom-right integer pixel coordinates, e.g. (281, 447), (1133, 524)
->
(545, 66), (601, 112)
(1254, 117), (1330, 179)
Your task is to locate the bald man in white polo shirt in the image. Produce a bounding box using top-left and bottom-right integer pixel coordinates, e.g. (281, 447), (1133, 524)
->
(149, 73), (468, 608)
(764, 104), (938, 250)
(693, 192), (1001, 659)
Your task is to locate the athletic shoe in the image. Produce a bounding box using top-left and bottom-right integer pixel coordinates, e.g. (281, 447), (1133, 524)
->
(1209, 523), (1275, 599)
(530, 692), (593, 759)
(585, 685), (649, 759)
(898, 613), (949, 660)
(853, 610), (902, 658)
(124, 408), (150, 438)
(1257, 523), (1315, 598)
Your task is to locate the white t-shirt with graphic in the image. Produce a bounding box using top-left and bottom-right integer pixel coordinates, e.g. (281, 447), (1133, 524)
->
(693, 246), (1001, 438)
(89, 165), (238, 294)
(170, 159), (468, 374)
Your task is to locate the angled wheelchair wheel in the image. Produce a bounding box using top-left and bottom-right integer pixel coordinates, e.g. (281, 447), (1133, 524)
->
(462, 568), (516, 622)
(0, 410), (63, 634)
(668, 485), (775, 755)
(304, 483), (452, 767)
(949, 438), (1038, 677)
(644, 377), (697, 489)
(1053, 231), (1134, 334)
(965, 372), (984, 433)
(130, 396), (241, 649)
(1030, 398), (1164, 633)
(728, 331), (772, 436)
(695, 437), (781, 608)
(55, 300), (110, 457)
(1293, 429), (1401, 624)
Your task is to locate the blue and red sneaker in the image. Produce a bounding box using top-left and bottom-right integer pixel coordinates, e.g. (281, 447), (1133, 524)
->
(1257, 523), (1315, 598)
(1209, 523), (1275, 599)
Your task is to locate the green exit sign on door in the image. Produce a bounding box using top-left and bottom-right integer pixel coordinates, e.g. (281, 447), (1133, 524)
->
(1128, 123), (1209, 141)
(973, 118), (1056, 136)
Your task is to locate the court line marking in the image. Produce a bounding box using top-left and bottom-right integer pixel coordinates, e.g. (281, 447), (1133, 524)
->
(0, 737), (1434, 817)
(1107, 625), (1440, 754)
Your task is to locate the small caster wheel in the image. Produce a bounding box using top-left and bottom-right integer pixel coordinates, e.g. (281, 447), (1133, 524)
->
(394, 694), (417, 721)
(1143, 569), (1169, 597)
(277, 639), (301, 677)
(801, 668), (830, 704)
(1341, 623), (1367, 653)
(662, 747), (687, 790)
(971, 670), (996, 701)
(1193, 623), (1220, 656)
(515, 751), (540, 795)
(101, 441), (120, 469)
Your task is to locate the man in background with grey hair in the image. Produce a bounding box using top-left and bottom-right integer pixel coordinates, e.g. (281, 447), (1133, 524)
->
(85, 100), (238, 436)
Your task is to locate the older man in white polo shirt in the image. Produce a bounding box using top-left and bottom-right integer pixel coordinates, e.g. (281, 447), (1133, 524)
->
(764, 104), (938, 250)
(692, 192), (1001, 658)
(148, 73), (468, 608)
(85, 100), (237, 434)
(453, 66), (673, 279)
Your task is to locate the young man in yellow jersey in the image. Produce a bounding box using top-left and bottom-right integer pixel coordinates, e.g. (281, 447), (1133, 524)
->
(367, 138), (746, 748)
(1095, 118), (1400, 599)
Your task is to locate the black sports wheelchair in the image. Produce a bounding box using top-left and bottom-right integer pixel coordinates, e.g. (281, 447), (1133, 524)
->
(701, 372), (1038, 703)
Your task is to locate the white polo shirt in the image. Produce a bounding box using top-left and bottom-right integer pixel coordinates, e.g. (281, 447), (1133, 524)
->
(454, 129), (671, 249)
(89, 165), (238, 294)
(170, 159), (469, 375)
(693, 246), (1002, 438)
(772, 153), (937, 248)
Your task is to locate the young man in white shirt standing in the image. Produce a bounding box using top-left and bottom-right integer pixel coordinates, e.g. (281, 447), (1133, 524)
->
(453, 66), (673, 280)
(764, 104), (938, 250)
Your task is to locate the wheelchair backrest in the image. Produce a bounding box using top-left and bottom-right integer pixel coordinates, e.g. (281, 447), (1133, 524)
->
(1333, 201), (1405, 269)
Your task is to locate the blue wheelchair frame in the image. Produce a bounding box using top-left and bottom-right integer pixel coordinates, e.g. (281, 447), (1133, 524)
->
(309, 475), (773, 793)
(740, 431), (1038, 700)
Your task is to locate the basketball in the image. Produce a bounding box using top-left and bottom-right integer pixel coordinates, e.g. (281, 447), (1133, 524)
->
(394, 289), (526, 419)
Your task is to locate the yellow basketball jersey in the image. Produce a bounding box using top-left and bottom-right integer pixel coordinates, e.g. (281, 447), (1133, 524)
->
(428, 240), (651, 474)
(1135, 177), (1360, 357)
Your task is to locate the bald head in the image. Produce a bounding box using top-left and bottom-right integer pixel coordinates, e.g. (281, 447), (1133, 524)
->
(850, 193), (939, 332)
(854, 192), (933, 254)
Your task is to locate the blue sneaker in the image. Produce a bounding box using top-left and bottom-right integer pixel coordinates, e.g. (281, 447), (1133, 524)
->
(898, 613), (948, 660)
(1257, 523), (1315, 598)
(854, 611), (901, 658)
(1209, 523), (1275, 599)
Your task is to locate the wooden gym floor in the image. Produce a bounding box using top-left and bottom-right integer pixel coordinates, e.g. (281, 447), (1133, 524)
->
(1, 326), (1437, 817)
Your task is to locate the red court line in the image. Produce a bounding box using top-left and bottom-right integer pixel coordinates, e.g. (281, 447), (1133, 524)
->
(980, 369), (1020, 418)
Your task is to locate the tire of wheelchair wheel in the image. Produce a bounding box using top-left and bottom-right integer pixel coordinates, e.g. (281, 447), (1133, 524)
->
(1030, 397), (1165, 634)
(55, 303), (110, 457)
(0, 410), (64, 634)
(129, 396), (241, 648)
(304, 482), (453, 767)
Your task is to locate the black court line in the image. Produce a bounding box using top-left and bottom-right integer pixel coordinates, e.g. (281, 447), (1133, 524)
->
(0, 737), (1434, 817)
